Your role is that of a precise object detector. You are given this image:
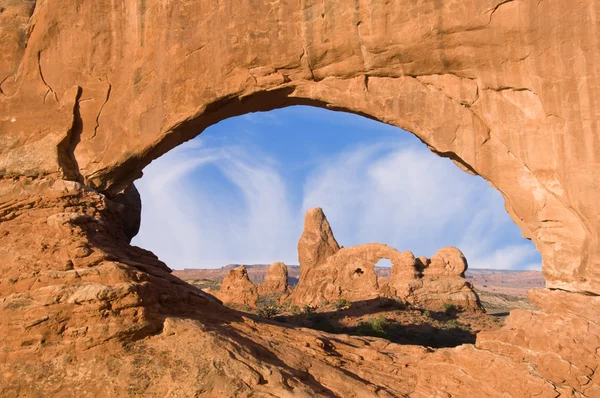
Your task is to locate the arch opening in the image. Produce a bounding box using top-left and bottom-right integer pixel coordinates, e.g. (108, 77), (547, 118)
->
(132, 106), (542, 275)
(131, 105), (544, 347)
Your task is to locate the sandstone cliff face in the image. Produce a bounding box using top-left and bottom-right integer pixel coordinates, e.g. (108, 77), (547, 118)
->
(258, 262), (290, 295)
(1, 1), (599, 396)
(289, 209), (481, 310)
(214, 266), (259, 308)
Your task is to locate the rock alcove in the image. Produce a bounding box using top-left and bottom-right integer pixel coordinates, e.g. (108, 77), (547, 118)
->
(1, 0), (599, 396)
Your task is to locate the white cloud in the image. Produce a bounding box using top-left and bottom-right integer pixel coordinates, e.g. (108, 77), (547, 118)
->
(463, 244), (541, 270)
(132, 143), (300, 268)
(133, 133), (541, 272)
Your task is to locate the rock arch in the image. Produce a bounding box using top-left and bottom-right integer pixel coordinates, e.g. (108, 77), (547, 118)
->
(1, 0), (599, 395)
(2, 0), (596, 293)
(290, 209), (481, 309)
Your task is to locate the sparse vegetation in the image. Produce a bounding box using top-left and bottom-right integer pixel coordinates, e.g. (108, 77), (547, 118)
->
(444, 319), (460, 329)
(334, 298), (351, 310)
(358, 315), (389, 337)
(302, 304), (318, 314)
(186, 279), (221, 291)
(289, 305), (302, 315)
(258, 304), (282, 319)
(257, 294), (284, 319)
(442, 303), (461, 315)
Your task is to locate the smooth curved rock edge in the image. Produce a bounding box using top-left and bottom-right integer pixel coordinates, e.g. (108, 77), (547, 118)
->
(1, 0), (599, 396)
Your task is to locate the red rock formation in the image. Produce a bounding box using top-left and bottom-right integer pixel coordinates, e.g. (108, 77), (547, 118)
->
(258, 262), (290, 295)
(289, 209), (480, 310)
(0, 0), (599, 395)
(297, 207), (341, 278)
(215, 266), (258, 308)
(426, 247), (468, 278)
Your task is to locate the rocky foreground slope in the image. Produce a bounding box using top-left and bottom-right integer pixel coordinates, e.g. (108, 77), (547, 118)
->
(1, 183), (596, 396)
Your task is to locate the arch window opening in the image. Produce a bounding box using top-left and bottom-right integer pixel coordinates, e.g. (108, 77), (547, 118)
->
(131, 105), (544, 347)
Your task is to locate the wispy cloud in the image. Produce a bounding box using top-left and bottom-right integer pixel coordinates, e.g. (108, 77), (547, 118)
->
(133, 123), (541, 271)
(300, 142), (540, 271)
(133, 142), (300, 268)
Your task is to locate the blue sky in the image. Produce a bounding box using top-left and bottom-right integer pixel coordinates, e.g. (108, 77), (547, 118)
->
(132, 106), (542, 271)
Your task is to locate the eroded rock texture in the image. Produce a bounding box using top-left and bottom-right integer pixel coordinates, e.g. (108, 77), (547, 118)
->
(258, 262), (290, 295)
(1, 0), (599, 396)
(297, 208), (341, 279)
(214, 266), (259, 308)
(289, 209), (481, 310)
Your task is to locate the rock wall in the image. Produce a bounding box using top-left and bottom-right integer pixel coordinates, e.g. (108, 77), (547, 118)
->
(1, 0), (599, 396)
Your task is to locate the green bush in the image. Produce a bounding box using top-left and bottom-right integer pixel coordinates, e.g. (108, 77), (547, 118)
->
(445, 319), (459, 329)
(257, 294), (279, 307)
(358, 315), (389, 337)
(334, 298), (351, 310)
(258, 304), (281, 319)
(302, 304), (318, 314)
(289, 305), (302, 315)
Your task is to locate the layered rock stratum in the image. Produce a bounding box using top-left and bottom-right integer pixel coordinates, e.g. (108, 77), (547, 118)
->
(1, 0), (599, 396)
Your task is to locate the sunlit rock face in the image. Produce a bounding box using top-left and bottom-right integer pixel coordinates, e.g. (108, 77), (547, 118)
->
(289, 209), (481, 310)
(214, 266), (259, 308)
(0, 0), (599, 396)
(258, 262), (290, 295)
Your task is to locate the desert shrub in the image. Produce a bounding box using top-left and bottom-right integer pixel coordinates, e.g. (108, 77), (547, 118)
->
(257, 294), (279, 307)
(289, 305), (302, 315)
(302, 304), (318, 314)
(258, 304), (282, 319)
(442, 303), (461, 315)
(334, 298), (351, 310)
(442, 319), (468, 331)
(423, 310), (431, 318)
(358, 315), (389, 337)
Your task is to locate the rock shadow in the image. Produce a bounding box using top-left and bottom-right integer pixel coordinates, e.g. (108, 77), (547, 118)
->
(276, 298), (477, 348)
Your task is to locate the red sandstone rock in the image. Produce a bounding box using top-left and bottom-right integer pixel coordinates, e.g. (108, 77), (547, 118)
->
(215, 266), (258, 308)
(290, 209), (481, 310)
(426, 247), (468, 278)
(0, 1), (599, 395)
(2, 0), (597, 293)
(297, 208), (341, 273)
(258, 262), (290, 295)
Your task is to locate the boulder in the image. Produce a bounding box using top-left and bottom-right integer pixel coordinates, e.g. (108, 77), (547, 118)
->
(426, 247), (468, 278)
